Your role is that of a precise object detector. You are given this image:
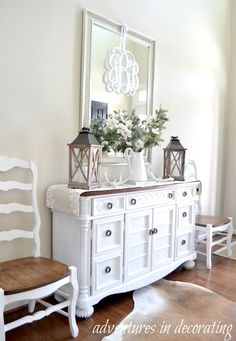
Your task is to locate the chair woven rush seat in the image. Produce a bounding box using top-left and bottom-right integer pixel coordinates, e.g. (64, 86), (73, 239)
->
(196, 215), (231, 227)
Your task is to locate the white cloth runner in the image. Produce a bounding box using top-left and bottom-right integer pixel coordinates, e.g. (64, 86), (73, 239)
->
(46, 184), (86, 216)
(46, 184), (118, 216)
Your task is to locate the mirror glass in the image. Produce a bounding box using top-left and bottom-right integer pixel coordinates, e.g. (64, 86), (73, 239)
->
(80, 10), (155, 164)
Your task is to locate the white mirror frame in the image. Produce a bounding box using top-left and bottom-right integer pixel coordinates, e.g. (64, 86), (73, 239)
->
(80, 9), (156, 165)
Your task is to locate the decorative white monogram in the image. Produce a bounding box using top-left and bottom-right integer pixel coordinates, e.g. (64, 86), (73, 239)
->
(103, 25), (139, 96)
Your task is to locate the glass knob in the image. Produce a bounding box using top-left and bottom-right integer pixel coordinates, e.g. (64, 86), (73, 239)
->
(105, 266), (111, 273)
(106, 230), (112, 237)
(107, 202), (113, 209)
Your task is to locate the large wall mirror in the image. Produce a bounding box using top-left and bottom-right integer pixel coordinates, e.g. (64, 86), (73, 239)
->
(80, 9), (156, 164)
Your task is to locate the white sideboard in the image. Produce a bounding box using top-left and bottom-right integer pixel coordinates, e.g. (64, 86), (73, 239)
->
(46, 181), (199, 317)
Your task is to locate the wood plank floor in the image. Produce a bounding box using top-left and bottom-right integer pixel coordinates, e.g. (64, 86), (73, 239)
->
(5, 252), (236, 341)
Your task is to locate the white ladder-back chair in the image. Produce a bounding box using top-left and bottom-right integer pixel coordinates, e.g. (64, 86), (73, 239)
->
(0, 156), (79, 340)
(185, 159), (233, 269)
(195, 215), (233, 269)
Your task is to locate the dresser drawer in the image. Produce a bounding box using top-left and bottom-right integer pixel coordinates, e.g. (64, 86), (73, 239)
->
(92, 196), (125, 216)
(92, 253), (122, 294)
(92, 215), (123, 256)
(126, 190), (175, 210)
(177, 203), (194, 230)
(176, 187), (195, 200)
(176, 232), (193, 259)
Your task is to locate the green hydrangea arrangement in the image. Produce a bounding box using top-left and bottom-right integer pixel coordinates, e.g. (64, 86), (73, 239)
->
(91, 107), (168, 153)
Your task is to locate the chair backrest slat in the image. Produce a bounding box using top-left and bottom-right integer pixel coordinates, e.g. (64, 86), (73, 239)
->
(0, 181), (32, 191)
(0, 156), (41, 257)
(0, 156), (30, 171)
(0, 203), (33, 214)
(0, 230), (33, 242)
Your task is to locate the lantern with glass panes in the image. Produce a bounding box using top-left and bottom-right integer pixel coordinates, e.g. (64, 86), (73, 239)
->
(68, 127), (102, 189)
(163, 136), (186, 181)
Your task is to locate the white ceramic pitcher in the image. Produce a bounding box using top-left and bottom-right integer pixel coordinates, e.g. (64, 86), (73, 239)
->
(124, 148), (147, 182)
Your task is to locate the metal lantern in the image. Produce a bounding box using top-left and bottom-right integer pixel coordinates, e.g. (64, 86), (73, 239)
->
(163, 136), (187, 181)
(68, 127), (102, 189)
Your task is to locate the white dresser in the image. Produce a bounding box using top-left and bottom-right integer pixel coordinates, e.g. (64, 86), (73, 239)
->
(47, 181), (199, 317)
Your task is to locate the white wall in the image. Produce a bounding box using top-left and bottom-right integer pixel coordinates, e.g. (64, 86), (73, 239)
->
(0, 0), (231, 259)
(224, 1), (236, 222)
(0, 0), (80, 258)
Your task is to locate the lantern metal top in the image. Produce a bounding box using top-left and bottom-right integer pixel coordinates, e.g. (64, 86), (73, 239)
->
(163, 136), (187, 151)
(68, 127), (101, 146)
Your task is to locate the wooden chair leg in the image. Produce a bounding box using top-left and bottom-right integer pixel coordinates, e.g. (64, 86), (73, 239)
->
(0, 289), (6, 341)
(68, 266), (79, 338)
(227, 217), (233, 257)
(206, 224), (213, 269)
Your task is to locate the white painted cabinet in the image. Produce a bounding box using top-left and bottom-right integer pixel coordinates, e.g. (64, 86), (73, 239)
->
(47, 181), (199, 317)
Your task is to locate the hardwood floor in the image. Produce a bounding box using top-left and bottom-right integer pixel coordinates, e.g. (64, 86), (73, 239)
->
(5, 252), (236, 341)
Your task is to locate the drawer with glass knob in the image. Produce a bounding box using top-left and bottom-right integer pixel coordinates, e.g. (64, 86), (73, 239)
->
(177, 203), (194, 230)
(176, 187), (195, 200)
(176, 232), (193, 259)
(91, 252), (122, 294)
(92, 196), (125, 216)
(126, 190), (175, 210)
(92, 215), (124, 256)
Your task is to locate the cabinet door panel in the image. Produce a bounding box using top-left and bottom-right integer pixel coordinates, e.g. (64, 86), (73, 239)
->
(152, 205), (175, 268)
(152, 235), (171, 249)
(128, 229), (147, 244)
(124, 209), (152, 281)
(153, 247), (172, 267)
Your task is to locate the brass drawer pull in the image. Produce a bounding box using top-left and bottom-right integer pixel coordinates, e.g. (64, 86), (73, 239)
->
(107, 202), (113, 209)
(106, 230), (112, 237)
(105, 266), (111, 273)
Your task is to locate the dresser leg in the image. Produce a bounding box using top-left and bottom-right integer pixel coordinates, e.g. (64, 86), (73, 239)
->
(183, 260), (195, 269)
(76, 305), (94, 318)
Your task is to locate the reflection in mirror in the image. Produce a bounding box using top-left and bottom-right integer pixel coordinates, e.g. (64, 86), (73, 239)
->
(80, 10), (155, 164)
